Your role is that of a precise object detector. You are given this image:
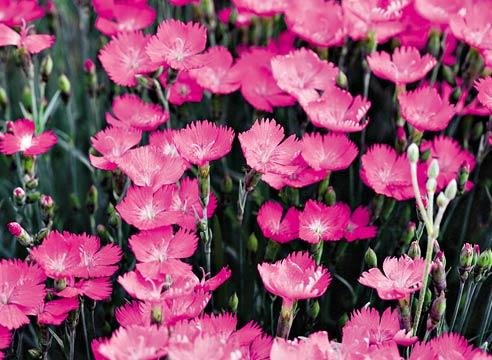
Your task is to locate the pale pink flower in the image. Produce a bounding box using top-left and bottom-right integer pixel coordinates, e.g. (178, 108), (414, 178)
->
(232, 0), (286, 16)
(166, 71), (204, 105)
(409, 333), (488, 360)
(0, 0), (44, 26)
(449, 1), (492, 51)
(344, 206), (378, 242)
(284, 0), (345, 48)
(344, 0), (411, 22)
(0, 259), (46, 329)
(270, 332), (335, 360)
(0, 23), (54, 54)
(189, 46), (240, 94)
(117, 145), (185, 191)
(37, 297), (80, 325)
(299, 200), (350, 244)
(360, 144), (414, 201)
(398, 86), (455, 132)
(414, 0), (464, 25)
(257, 201), (299, 243)
(94, 2), (155, 36)
(359, 255), (426, 300)
(173, 120), (234, 167)
(301, 132), (358, 171)
(94, 325), (168, 360)
(98, 31), (159, 87)
(258, 252), (331, 306)
(89, 126), (142, 171)
(0, 119), (56, 156)
(367, 47), (437, 85)
(238, 118), (300, 175)
(271, 48), (338, 105)
(475, 77), (492, 111)
(92, 0), (148, 17)
(146, 19), (207, 70)
(106, 94), (169, 131)
(304, 85), (371, 132)
(156, 291), (211, 326)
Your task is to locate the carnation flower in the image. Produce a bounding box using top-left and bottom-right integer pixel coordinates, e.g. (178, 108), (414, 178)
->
(0, 23), (54, 54)
(398, 86), (455, 132)
(0, 119), (57, 156)
(89, 126), (142, 171)
(304, 86), (371, 132)
(218, 7), (255, 27)
(106, 94), (169, 131)
(360, 144), (414, 201)
(258, 252), (331, 306)
(409, 333), (487, 360)
(166, 71), (204, 105)
(58, 277), (113, 301)
(0, 259), (46, 329)
(299, 200), (350, 244)
(301, 132), (358, 171)
(344, 0), (411, 22)
(367, 46), (436, 85)
(396, 5), (432, 49)
(173, 120), (234, 167)
(0, 0), (44, 26)
(475, 77), (492, 111)
(148, 129), (183, 160)
(271, 48), (338, 105)
(270, 332), (335, 360)
(257, 201), (299, 243)
(344, 206), (378, 242)
(449, 1), (492, 51)
(98, 31), (159, 87)
(358, 255), (426, 300)
(146, 19), (207, 70)
(414, 0), (463, 24)
(37, 298), (80, 325)
(232, 0), (286, 16)
(117, 145), (186, 191)
(95, 2), (155, 36)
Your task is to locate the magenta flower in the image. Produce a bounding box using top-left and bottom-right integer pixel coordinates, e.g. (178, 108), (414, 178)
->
(344, 0), (411, 22)
(449, 1), (492, 51)
(344, 206), (378, 242)
(106, 94), (169, 131)
(98, 31), (159, 87)
(89, 126), (142, 171)
(0, 1), (44, 26)
(299, 200), (350, 244)
(189, 46), (240, 94)
(0, 325), (10, 359)
(0, 119), (56, 156)
(94, 2), (156, 36)
(37, 298), (79, 326)
(146, 19), (207, 70)
(301, 132), (358, 171)
(359, 255), (426, 300)
(258, 252), (331, 306)
(360, 144), (414, 201)
(257, 201), (299, 243)
(475, 77), (492, 111)
(58, 277), (113, 301)
(409, 333), (489, 360)
(218, 7), (255, 27)
(271, 48), (338, 105)
(304, 86), (371, 132)
(166, 71), (204, 105)
(367, 47), (436, 85)
(0, 23), (54, 54)
(270, 331), (334, 360)
(232, 0), (286, 16)
(117, 145), (186, 191)
(414, 0), (463, 24)
(398, 86), (455, 132)
(173, 120), (234, 167)
(0, 259), (46, 329)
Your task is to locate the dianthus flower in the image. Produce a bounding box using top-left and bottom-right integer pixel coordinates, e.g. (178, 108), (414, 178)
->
(0, 119), (56, 156)
(257, 201), (299, 243)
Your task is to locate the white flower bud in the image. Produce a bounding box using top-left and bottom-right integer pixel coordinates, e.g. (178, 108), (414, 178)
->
(436, 192), (448, 208)
(407, 143), (419, 164)
(426, 178), (437, 194)
(428, 159), (439, 179)
(445, 179), (457, 200)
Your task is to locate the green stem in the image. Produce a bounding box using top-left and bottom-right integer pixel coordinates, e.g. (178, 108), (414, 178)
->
(276, 301), (295, 339)
(450, 281), (465, 331)
(80, 298), (91, 360)
(479, 286), (492, 344)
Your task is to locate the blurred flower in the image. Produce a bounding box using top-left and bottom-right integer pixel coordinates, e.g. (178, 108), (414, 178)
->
(166, 71), (204, 105)
(94, 1), (156, 36)
(343, 206), (378, 242)
(301, 132), (358, 171)
(270, 331), (334, 359)
(409, 333), (488, 360)
(0, 0), (44, 26)
(449, 1), (492, 51)
(299, 200), (349, 244)
(475, 77), (492, 111)
(0, 23), (54, 54)
(232, 0), (286, 16)
(414, 0), (463, 25)
(257, 201), (299, 243)
(217, 7), (255, 27)
(0, 119), (56, 156)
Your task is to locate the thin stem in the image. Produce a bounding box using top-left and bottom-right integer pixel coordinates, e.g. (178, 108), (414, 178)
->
(276, 301), (295, 339)
(479, 286), (492, 344)
(457, 282), (478, 333)
(80, 298), (91, 360)
(450, 281), (465, 331)
(410, 162), (432, 231)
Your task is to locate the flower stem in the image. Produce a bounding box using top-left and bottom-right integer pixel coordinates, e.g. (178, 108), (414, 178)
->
(276, 301), (295, 339)
(450, 281), (465, 331)
(198, 165), (212, 275)
(479, 286), (492, 344)
(80, 297), (91, 359)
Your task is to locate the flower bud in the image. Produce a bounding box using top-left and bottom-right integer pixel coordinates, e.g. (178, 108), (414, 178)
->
(451, 86), (462, 103)
(247, 233), (258, 253)
(221, 175), (233, 194)
(432, 252), (447, 294)
(400, 222), (416, 248)
(83, 59), (96, 74)
(36, 227), (50, 242)
(427, 292), (446, 331)
(436, 192), (448, 208)
(428, 159), (440, 179)
(40, 194), (55, 223)
(442, 65), (456, 85)
(58, 74), (71, 101)
(421, 148), (431, 161)
(444, 179), (457, 200)
(472, 122), (484, 141)
(458, 161), (470, 194)
(408, 241), (421, 259)
(337, 71), (348, 89)
(407, 143), (419, 164)
(151, 305), (162, 325)
(0, 87), (8, 109)
(25, 177), (39, 191)
(459, 243), (475, 281)
(107, 203), (121, 229)
(54, 278), (67, 291)
(475, 249), (492, 282)
(229, 292), (239, 313)
(308, 300), (320, 320)
(69, 193), (81, 211)
(27, 191), (41, 203)
(21, 86), (33, 112)
(13, 187), (26, 206)
(86, 185), (98, 214)
(426, 178), (437, 194)
(382, 197), (396, 221)
(41, 55), (53, 82)
(364, 247), (378, 269)
(365, 30), (377, 54)
(423, 288), (432, 311)
(324, 186), (336, 206)
(7, 222), (33, 246)
(427, 30), (441, 58)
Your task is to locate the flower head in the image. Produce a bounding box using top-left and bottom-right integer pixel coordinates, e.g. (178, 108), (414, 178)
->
(414, 0), (463, 24)
(270, 332), (334, 360)
(0, 23), (54, 54)
(344, 206), (378, 242)
(367, 46), (436, 85)
(0, 119), (56, 156)
(359, 255), (426, 300)
(449, 1), (492, 50)
(475, 77), (492, 111)
(166, 71), (204, 105)
(258, 252), (331, 305)
(398, 86), (455, 132)
(257, 201), (299, 243)
(232, 0), (286, 16)
(37, 298), (80, 325)
(409, 333), (486, 360)
(0, 1), (44, 26)
(301, 132), (358, 171)
(95, 2), (156, 36)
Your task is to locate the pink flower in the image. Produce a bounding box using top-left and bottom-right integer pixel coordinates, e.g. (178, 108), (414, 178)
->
(367, 47), (436, 85)
(89, 126), (142, 171)
(129, 227), (198, 277)
(0, 259), (46, 329)
(284, 0), (345, 47)
(173, 120), (234, 167)
(94, 325), (168, 360)
(106, 94), (169, 131)
(344, 307), (417, 348)
(0, 1), (44, 27)
(37, 298), (80, 325)
(238, 118), (300, 175)
(232, 0), (286, 16)
(146, 19), (207, 70)
(475, 77), (492, 111)
(257, 201), (299, 243)
(117, 145), (185, 191)
(148, 129), (183, 160)
(270, 332), (335, 360)
(98, 31), (159, 87)
(266, 31), (297, 55)
(409, 333), (487, 360)
(301, 132), (358, 171)
(360, 144), (414, 201)
(359, 255), (426, 300)
(344, 206), (378, 242)
(449, 1), (492, 51)
(0, 326), (10, 356)
(0, 23), (54, 54)
(304, 86), (371, 132)
(258, 252), (331, 306)
(271, 48), (338, 105)
(116, 186), (176, 230)
(421, 136), (475, 190)
(0, 119), (56, 156)
(398, 86), (455, 132)
(58, 277), (113, 301)
(299, 200), (350, 244)
(218, 7), (255, 27)
(344, 0), (411, 22)
(168, 0), (200, 6)
(397, 5), (432, 49)
(94, 2), (155, 36)
(188, 46), (240, 94)
(166, 71), (204, 105)
(414, 0), (463, 25)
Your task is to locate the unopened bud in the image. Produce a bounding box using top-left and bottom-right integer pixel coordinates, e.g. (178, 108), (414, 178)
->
(0, 87), (8, 108)
(69, 193), (81, 210)
(458, 162), (470, 194)
(58, 74), (71, 101)
(408, 241), (421, 259)
(229, 292), (239, 312)
(426, 178), (437, 194)
(7, 222), (33, 246)
(427, 292), (446, 330)
(308, 300), (320, 320)
(337, 71), (348, 89)
(400, 222), (416, 248)
(436, 192), (448, 208)
(41, 55), (53, 82)
(324, 186), (336, 206)
(421, 148), (431, 161)
(107, 203), (121, 228)
(40, 194), (55, 223)
(247, 233), (258, 253)
(86, 185), (98, 214)
(36, 227), (50, 242)
(451, 87), (462, 103)
(365, 30), (377, 54)
(83, 59), (95, 74)
(27, 191), (41, 203)
(382, 197), (396, 221)
(444, 179), (457, 200)
(459, 243), (475, 281)
(423, 288), (433, 311)
(475, 249), (492, 282)
(222, 175), (233, 194)
(364, 247), (378, 269)
(442, 65), (455, 85)
(427, 30), (441, 58)
(13, 187), (26, 206)
(96, 224), (113, 243)
(21, 86), (33, 112)
(407, 143), (419, 163)
(428, 159), (439, 179)
(151, 305), (162, 325)
(432, 252), (447, 294)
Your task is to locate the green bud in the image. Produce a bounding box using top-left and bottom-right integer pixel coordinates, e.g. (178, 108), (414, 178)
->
(459, 243), (474, 281)
(0, 87), (8, 108)
(58, 74), (71, 101)
(36, 227), (50, 243)
(69, 193), (81, 211)
(247, 233), (258, 253)
(428, 159), (440, 179)
(408, 241), (421, 259)
(451, 87), (462, 103)
(308, 300), (320, 320)
(25, 177), (39, 190)
(458, 162), (470, 194)
(41, 55), (53, 82)
(27, 191), (41, 203)
(222, 175), (233, 194)
(442, 65), (456, 85)
(426, 178), (437, 194)
(86, 185), (98, 214)
(54, 278), (67, 291)
(421, 148), (431, 161)
(21, 86), (33, 112)
(475, 249), (492, 282)
(428, 292), (446, 330)
(444, 179), (457, 200)
(436, 192), (448, 208)
(400, 222), (416, 247)
(365, 31), (377, 54)
(423, 287), (433, 311)
(151, 305), (162, 325)
(13, 187), (26, 206)
(407, 143), (419, 163)
(97, 224), (113, 243)
(229, 292), (239, 312)
(382, 197), (396, 221)
(337, 71), (348, 89)
(364, 247), (378, 269)
(338, 313), (349, 328)
(324, 186), (336, 206)
(472, 122), (484, 141)
(427, 30), (441, 58)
